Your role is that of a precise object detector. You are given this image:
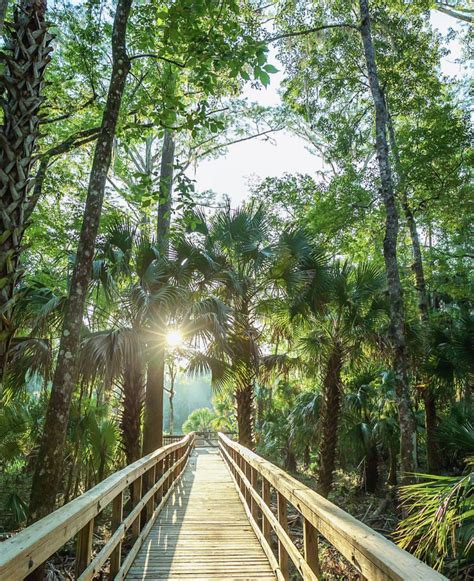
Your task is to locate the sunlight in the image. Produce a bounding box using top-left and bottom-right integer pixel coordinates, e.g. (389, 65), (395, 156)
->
(166, 329), (183, 348)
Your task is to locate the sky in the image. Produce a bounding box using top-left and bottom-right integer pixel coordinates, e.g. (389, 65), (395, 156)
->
(191, 11), (466, 206)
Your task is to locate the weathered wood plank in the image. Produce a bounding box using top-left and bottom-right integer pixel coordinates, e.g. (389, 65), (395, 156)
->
(0, 434), (194, 581)
(219, 433), (447, 581)
(125, 449), (275, 581)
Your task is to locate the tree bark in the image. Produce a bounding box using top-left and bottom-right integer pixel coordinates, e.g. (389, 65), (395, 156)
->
(423, 389), (441, 473)
(121, 364), (144, 464)
(387, 445), (398, 486)
(236, 383), (255, 449)
(28, 0), (133, 527)
(316, 345), (343, 498)
(358, 0), (416, 481)
(361, 443), (379, 493)
(143, 345), (165, 454)
(285, 445), (297, 472)
(304, 445), (310, 469)
(0, 0), (52, 386)
(168, 363), (176, 435)
(387, 111), (441, 474)
(143, 127), (175, 454)
(156, 129), (175, 254)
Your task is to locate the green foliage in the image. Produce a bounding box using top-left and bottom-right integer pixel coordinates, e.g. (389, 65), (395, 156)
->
(182, 407), (217, 433)
(396, 465), (474, 572)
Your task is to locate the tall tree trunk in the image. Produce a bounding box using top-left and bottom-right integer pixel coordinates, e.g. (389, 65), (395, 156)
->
(143, 128), (175, 454)
(358, 0), (416, 481)
(361, 443), (379, 493)
(169, 388), (174, 435)
(387, 445), (398, 486)
(304, 445), (310, 469)
(121, 364), (144, 464)
(28, 0), (133, 528)
(285, 445), (297, 472)
(387, 111), (440, 474)
(316, 345), (343, 498)
(236, 383), (254, 449)
(156, 129), (175, 254)
(168, 364), (176, 435)
(0, 0), (52, 386)
(143, 344), (165, 454)
(423, 389), (440, 472)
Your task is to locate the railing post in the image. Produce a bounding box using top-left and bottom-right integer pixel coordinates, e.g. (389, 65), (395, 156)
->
(277, 492), (289, 580)
(110, 492), (123, 577)
(304, 518), (321, 579)
(262, 478), (271, 543)
(245, 461), (252, 506)
(75, 518), (94, 577)
(238, 455), (245, 495)
(144, 465), (156, 523)
(155, 457), (163, 506)
(250, 466), (258, 521)
(131, 476), (142, 541)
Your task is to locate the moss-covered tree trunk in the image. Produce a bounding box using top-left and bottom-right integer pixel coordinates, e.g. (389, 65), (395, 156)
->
(359, 0), (416, 481)
(28, 0), (133, 530)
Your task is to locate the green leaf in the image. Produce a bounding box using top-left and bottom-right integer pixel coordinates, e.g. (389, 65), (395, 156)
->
(263, 64), (279, 74)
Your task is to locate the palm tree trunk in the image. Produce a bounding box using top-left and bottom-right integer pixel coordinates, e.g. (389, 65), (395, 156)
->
(362, 444), (379, 493)
(121, 365), (144, 464)
(359, 0), (416, 481)
(316, 345), (343, 498)
(28, 0), (133, 528)
(285, 445), (297, 473)
(423, 389), (440, 473)
(304, 445), (310, 469)
(143, 346), (165, 454)
(236, 384), (254, 449)
(142, 126), (176, 454)
(0, 0), (52, 385)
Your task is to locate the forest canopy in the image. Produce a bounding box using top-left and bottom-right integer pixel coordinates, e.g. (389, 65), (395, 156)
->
(0, 0), (472, 578)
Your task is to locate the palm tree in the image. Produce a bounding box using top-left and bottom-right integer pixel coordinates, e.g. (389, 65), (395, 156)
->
(80, 219), (228, 462)
(186, 203), (277, 448)
(182, 407), (217, 434)
(0, 0), (53, 382)
(295, 261), (387, 497)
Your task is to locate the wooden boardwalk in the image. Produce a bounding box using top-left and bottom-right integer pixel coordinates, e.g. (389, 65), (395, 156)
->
(125, 448), (276, 580)
(0, 434), (446, 581)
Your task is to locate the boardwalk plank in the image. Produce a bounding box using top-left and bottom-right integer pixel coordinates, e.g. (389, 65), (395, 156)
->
(125, 448), (275, 581)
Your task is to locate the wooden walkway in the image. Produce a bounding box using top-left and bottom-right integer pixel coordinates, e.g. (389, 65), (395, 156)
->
(0, 433), (447, 581)
(125, 448), (276, 580)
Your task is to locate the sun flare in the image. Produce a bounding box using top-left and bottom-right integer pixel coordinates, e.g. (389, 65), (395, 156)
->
(166, 329), (183, 348)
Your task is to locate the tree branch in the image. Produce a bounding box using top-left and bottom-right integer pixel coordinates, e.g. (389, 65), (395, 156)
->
(267, 23), (359, 43)
(130, 53), (186, 68)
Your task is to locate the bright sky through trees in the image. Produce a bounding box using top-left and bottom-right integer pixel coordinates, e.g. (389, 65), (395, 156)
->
(193, 12), (465, 205)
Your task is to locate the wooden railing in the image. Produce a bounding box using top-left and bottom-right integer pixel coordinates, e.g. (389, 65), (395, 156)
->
(219, 432), (447, 581)
(0, 433), (195, 581)
(164, 431), (235, 447)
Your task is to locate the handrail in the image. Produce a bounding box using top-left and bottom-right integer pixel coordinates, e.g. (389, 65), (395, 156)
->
(0, 433), (195, 581)
(218, 432), (447, 581)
